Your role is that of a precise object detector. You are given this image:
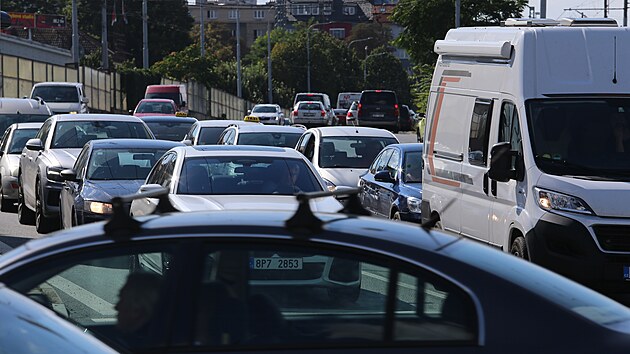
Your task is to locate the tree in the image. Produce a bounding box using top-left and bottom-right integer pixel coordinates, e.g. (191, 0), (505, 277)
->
(76, 0), (193, 68)
(364, 47), (411, 105)
(345, 22), (392, 59)
(151, 44), (218, 88)
(1, 0), (66, 13)
(391, 0), (527, 65)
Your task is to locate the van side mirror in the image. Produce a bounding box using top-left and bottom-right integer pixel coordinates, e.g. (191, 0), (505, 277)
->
(25, 139), (44, 151)
(488, 142), (517, 182)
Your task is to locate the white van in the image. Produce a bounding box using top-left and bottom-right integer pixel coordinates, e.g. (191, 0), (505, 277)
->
(336, 92), (361, 110)
(30, 82), (89, 114)
(422, 17), (630, 302)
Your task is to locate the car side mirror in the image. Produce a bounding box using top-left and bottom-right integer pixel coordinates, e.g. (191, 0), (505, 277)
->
(182, 139), (192, 146)
(60, 169), (78, 182)
(488, 142), (517, 182)
(374, 170), (396, 183)
(25, 138), (44, 151)
(139, 184), (164, 193)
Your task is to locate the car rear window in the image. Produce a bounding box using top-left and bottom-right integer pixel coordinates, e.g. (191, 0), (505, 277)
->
(146, 121), (194, 141)
(199, 127), (226, 145)
(296, 94), (324, 105)
(52, 121), (153, 148)
(361, 92), (397, 106)
(299, 102), (323, 110)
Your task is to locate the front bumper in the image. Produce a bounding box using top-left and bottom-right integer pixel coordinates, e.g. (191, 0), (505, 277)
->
(526, 212), (630, 304)
(399, 210), (422, 224)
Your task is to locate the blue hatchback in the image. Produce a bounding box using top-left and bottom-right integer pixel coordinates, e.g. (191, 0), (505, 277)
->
(359, 143), (423, 222)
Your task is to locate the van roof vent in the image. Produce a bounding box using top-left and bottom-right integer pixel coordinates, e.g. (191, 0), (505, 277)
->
(503, 18), (559, 27)
(558, 18), (618, 27)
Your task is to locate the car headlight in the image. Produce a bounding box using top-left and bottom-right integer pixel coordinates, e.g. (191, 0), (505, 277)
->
(46, 166), (65, 182)
(406, 196), (422, 213)
(534, 188), (593, 215)
(323, 178), (336, 192)
(84, 201), (114, 214)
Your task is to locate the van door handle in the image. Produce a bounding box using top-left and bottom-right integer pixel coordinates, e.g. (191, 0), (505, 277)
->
(483, 172), (489, 195)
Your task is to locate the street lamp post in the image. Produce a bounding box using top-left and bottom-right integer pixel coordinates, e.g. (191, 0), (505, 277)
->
(364, 51), (387, 82)
(267, 18), (273, 103)
(347, 37), (373, 51)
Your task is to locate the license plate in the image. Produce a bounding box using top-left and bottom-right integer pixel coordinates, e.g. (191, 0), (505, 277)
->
(250, 257), (303, 270)
(303, 113), (315, 117)
(373, 113), (384, 118)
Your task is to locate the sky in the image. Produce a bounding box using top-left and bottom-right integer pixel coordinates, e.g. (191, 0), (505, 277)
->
(526, 0), (627, 24)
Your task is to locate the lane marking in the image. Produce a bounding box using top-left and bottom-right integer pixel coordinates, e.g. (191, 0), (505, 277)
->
(47, 277), (116, 316)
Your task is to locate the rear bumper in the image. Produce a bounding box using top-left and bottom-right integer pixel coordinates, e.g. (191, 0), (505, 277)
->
(1, 175), (19, 200)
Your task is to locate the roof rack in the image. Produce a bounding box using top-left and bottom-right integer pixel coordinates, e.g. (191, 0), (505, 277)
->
(503, 18), (560, 27)
(104, 187), (177, 239)
(558, 17), (618, 27)
(285, 188), (370, 235)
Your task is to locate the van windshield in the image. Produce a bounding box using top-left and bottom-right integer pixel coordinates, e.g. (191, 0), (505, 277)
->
(527, 98), (630, 179)
(32, 86), (79, 103)
(146, 92), (181, 105)
(296, 94), (324, 105)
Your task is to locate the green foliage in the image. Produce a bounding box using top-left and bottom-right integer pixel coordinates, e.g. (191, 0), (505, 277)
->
(364, 47), (411, 105)
(344, 22), (393, 59)
(391, 0), (527, 65)
(1, 0), (66, 13)
(409, 64), (434, 113)
(151, 44), (218, 88)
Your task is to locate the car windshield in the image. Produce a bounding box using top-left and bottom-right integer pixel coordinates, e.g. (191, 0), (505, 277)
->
(145, 121), (194, 141)
(137, 102), (175, 114)
(252, 106), (277, 113)
(31, 86), (79, 103)
(237, 132), (301, 147)
(146, 92), (181, 105)
(177, 156), (322, 195)
(319, 136), (398, 168)
(87, 148), (168, 180)
(8, 129), (39, 154)
(52, 121), (152, 148)
(0, 114), (50, 134)
(198, 127), (226, 145)
(402, 151), (423, 183)
(527, 98), (630, 179)
(298, 102), (322, 110)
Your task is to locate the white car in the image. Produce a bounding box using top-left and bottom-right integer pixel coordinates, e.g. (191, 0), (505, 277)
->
(295, 126), (399, 190)
(248, 104), (286, 125)
(181, 119), (260, 146)
(216, 124), (305, 148)
(30, 82), (89, 114)
(292, 101), (331, 127)
(130, 145), (342, 216)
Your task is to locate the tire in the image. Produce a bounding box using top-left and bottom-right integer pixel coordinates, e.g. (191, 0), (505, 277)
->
(392, 211), (402, 221)
(17, 175), (35, 225)
(510, 236), (528, 260)
(0, 195), (12, 212)
(35, 179), (56, 234)
(433, 219), (443, 230)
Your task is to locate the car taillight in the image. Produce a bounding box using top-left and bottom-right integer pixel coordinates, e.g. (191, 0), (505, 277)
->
(347, 112), (353, 117)
(358, 103), (362, 117)
(293, 110), (298, 116)
(394, 104), (399, 117)
(321, 110), (326, 117)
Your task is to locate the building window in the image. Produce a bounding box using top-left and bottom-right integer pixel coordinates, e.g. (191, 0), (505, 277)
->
(312, 4), (320, 15)
(323, 3), (332, 15)
(343, 6), (356, 15)
(229, 9), (238, 19)
(296, 4), (309, 15)
(254, 29), (266, 39)
(254, 10), (265, 19)
(330, 28), (345, 39)
(207, 10), (217, 19)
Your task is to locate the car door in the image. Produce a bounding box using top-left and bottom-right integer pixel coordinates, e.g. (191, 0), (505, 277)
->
(360, 148), (393, 215)
(22, 119), (52, 207)
(60, 144), (89, 228)
(0, 239), (187, 353)
(182, 239), (480, 352)
(376, 147), (401, 218)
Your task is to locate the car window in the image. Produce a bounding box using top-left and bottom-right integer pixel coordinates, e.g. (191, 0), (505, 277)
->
(8, 128), (39, 154)
(192, 242), (477, 349)
(370, 148), (393, 174)
(298, 102), (323, 110)
(145, 121), (194, 141)
(319, 136), (397, 169)
(198, 127), (225, 145)
(52, 121), (152, 149)
(4, 242), (179, 352)
(32, 86), (79, 103)
(237, 132), (301, 148)
(73, 145), (91, 178)
(361, 92), (397, 106)
(87, 148), (170, 181)
(147, 152), (177, 187)
(36, 119), (52, 144)
(386, 149), (401, 178)
(403, 151), (423, 183)
(252, 106), (277, 113)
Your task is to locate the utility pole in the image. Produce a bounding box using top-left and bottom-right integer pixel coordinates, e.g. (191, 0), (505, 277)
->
(200, 0), (205, 57)
(236, 5), (242, 98)
(101, 0), (109, 70)
(72, 0), (79, 65)
(455, 0), (460, 27)
(267, 18), (272, 103)
(142, 0), (149, 69)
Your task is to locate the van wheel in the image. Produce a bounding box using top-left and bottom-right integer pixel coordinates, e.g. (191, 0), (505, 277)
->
(510, 236), (528, 260)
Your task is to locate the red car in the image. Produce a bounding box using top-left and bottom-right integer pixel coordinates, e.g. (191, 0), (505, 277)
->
(133, 99), (177, 117)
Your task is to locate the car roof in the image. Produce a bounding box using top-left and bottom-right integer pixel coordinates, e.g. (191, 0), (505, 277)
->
(197, 120), (254, 128)
(310, 126), (398, 138)
(0, 98), (52, 115)
(140, 116), (198, 123)
(10, 122), (44, 130)
(51, 114), (145, 122)
(87, 138), (184, 149)
(173, 144), (302, 158)
(139, 99), (176, 103)
(388, 143), (424, 152)
(234, 125), (305, 133)
(253, 104), (279, 107)
(32, 82), (82, 87)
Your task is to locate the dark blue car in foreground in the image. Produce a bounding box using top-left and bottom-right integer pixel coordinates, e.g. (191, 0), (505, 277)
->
(359, 143), (423, 222)
(58, 138), (183, 228)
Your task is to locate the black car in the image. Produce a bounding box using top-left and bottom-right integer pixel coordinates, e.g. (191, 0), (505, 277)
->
(399, 104), (413, 131)
(359, 143), (423, 223)
(59, 138), (183, 228)
(0, 190), (629, 353)
(357, 90), (400, 133)
(140, 116), (198, 141)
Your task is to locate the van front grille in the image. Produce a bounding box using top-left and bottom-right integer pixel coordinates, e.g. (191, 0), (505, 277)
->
(593, 225), (630, 252)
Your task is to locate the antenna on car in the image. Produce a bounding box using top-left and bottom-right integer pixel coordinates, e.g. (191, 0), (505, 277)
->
(285, 188), (370, 234)
(104, 187), (178, 239)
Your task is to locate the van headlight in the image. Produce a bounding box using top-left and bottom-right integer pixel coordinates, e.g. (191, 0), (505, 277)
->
(407, 197), (422, 213)
(535, 188), (593, 215)
(85, 201), (114, 214)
